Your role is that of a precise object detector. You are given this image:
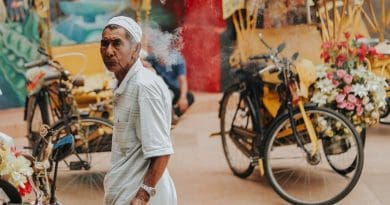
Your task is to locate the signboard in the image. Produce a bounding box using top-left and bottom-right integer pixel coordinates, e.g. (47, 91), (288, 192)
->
(222, 0), (245, 19)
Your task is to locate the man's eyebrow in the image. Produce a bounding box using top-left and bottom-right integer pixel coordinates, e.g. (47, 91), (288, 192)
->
(101, 37), (122, 41)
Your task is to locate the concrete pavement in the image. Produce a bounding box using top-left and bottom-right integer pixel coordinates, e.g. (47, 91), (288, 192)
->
(0, 92), (390, 204)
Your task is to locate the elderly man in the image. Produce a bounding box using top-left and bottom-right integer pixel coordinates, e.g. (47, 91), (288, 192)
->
(101, 16), (177, 205)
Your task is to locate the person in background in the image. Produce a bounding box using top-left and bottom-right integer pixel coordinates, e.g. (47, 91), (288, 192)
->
(146, 51), (194, 123)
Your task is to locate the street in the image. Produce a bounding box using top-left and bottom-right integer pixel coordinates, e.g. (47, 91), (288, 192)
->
(2, 92), (390, 205)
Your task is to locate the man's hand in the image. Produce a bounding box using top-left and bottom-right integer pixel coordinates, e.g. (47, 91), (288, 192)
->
(177, 97), (188, 113)
(130, 189), (150, 205)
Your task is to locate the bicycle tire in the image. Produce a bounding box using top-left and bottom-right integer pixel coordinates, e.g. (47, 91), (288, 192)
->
(220, 85), (256, 178)
(26, 94), (51, 150)
(50, 116), (113, 165)
(0, 179), (22, 203)
(263, 105), (364, 205)
(324, 127), (366, 175)
(45, 116), (113, 204)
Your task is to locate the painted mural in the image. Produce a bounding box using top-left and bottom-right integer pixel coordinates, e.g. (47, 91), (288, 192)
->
(0, 0), (177, 109)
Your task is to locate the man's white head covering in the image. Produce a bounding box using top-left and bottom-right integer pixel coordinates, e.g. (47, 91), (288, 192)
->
(105, 16), (142, 43)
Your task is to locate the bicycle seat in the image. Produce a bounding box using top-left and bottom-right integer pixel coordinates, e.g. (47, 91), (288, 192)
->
(25, 66), (61, 96)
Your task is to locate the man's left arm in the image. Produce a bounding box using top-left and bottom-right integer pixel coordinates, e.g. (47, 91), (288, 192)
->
(131, 155), (170, 204)
(132, 86), (175, 205)
(177, 75), (189, 112)
(175, 56), (189, 112)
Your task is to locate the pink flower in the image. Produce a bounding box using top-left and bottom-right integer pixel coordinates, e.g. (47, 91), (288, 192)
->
(336, 54), (348, 67)
(332, 80), (340, 87)
(343, 74), (353, 84)
(346, 102), (355, 110)
(321, 41), (332, 49)
(356, 98), (362, 107)
(336, 69), (347, 78)
(326, 72), (334, 80)
(347, 94), (357, 103)
(356, 106), (364, 116)
(336, 94), (346, 103)
(343, 85), (352, 94)
(338, 101), (347, 109)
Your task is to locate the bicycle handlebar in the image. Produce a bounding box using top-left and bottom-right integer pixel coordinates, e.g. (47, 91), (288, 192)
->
(248, 54), (269, 61)
(24, 59), (48, 69)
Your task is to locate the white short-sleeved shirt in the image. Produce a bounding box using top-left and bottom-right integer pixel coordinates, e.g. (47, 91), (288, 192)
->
(104, 59), (177, 205)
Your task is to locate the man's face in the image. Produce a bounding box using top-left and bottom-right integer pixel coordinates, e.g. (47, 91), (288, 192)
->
(100, 27), (136, 73)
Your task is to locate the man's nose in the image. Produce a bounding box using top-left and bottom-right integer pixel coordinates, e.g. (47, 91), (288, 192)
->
(104, 45), (116, 58)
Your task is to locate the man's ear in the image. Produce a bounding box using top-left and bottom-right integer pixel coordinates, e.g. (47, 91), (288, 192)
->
(131, 43), (142, 59)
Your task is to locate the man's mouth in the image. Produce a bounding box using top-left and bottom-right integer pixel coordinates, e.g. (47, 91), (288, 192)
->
(104, 61), (117, 66)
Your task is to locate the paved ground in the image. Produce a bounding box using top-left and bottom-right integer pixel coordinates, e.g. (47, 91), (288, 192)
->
(1, 92), (390, 205)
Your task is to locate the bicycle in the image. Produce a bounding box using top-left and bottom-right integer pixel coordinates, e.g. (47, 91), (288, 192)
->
(23, 48), (113, 204)
(217, 34), (364, 205)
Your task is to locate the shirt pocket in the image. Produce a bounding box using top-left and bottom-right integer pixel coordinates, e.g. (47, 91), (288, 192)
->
(113, 122), (138, 154)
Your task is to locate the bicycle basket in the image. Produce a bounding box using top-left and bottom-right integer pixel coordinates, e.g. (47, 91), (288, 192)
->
(51, 133), (75, 162)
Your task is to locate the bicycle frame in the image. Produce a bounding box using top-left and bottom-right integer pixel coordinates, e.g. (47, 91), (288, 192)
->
(228, 43), (321, 176)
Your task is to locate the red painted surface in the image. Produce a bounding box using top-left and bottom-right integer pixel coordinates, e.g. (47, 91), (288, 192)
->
(181, 0), (226, 92)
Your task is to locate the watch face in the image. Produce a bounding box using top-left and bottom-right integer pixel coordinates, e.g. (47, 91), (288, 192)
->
(150, 188), (156, 196)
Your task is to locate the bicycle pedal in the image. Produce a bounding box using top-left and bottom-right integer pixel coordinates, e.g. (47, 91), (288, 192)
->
(69, 161), (89, 170)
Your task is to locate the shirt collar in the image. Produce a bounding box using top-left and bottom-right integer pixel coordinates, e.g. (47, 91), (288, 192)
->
(113, 59), (142, 95)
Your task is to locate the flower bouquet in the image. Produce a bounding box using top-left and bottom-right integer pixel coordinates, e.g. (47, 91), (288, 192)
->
(0, 141), (33, 199)
(311, 33), (388, 132)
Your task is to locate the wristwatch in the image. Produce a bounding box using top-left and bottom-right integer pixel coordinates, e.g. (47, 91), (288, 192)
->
(140, 184), (156, 197)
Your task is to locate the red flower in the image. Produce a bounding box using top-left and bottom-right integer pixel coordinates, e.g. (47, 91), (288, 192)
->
(320, 50), (331, 62)
(355, 33), (364, 40)
(356, 43), (367, 61)
(378, 54), (385, 60)
(18, 182), (32, 197)
(368, 46), (378, 56)
(337, 41), (347, 49)
(348, 48), (354, 55)
(344, 32), (351, 39)
(336, 54), (348, 67)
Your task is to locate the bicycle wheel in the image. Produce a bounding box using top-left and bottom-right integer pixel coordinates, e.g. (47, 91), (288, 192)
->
(26, 94), (51, 149)
(220, 86), (255, 178)
(50, 116), (112, 204)
(263, 106), (363, 205)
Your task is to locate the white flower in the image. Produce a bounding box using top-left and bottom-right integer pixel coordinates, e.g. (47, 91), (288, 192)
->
(362, 96), (370, 105)
(351, 66), (368, 78)
(311, 92), (328, 106)
(352, 84), (368, 98)
(316, 64), (328, 78)
(371, 111), (379, 119)
(316, 79), (334, 94)
(365, 103), (374, 111)
(366, 80), (380, 92)
(328, 89), (338, 102)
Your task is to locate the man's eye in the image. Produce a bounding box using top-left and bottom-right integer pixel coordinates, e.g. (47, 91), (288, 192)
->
(112, 40), (122, 47)
(101, 40), (109, 47)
